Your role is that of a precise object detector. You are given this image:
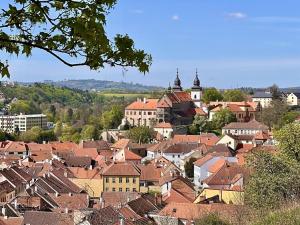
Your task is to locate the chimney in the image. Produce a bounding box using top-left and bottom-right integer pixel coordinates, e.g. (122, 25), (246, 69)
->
(65, 208), (69, 214)
(119, 216), (125, 225)
(34, 186), (38, 192)
(100, 195), (105, 209)
(1, 207), (6, 216)
(55, 192), (59, 197)
(143, 98), (147, 103)
(43, 141), (46, 144)
(68, 192), (72, 197)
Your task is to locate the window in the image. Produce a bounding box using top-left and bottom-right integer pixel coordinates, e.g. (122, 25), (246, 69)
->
(126, 177), (129, 183)
(119, 188), (122, 192)
(119, 177), (122, 183)
(144, 112), (146, 115)
(178, 154), (180, 158)
(133, 188), (137, 192)
(105, 187), (109, 191)
(133, 178), (136, 184)
(112, 188), (116, 192)
(112, 178), (115, 183)
(172, 155), (175, 158)
(105, 177), (109, 183)
(126, 188), (130, 192)
(148, 112), (152, 115)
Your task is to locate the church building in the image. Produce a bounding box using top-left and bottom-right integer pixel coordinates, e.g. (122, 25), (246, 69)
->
(124, 69), (205, 128)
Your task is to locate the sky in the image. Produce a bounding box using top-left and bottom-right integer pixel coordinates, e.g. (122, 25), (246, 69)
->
(1, 0), (300, 88)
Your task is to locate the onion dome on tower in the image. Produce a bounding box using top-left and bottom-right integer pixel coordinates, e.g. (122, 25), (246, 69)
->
(191, 69), (202, 91)
(172, 69), (183, 92)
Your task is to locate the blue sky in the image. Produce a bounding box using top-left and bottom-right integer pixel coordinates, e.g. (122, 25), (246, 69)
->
(1, 0), (300, 88)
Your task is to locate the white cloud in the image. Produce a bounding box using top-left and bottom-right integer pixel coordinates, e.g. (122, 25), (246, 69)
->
(171, 15), (180, 21)
(226, 12), (247, 19)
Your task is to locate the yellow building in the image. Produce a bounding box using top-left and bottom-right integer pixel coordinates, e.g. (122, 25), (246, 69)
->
(102, 162), (140, 192)
(194, 188), (244, 205)
(68, 167), (103, 198)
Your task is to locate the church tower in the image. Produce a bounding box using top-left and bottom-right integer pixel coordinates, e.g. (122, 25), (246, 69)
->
(191, 70), (202, 107)
(172, 69), (183, 92)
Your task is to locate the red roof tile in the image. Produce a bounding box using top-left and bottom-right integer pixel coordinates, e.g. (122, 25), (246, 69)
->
(126, 99), (158, 110)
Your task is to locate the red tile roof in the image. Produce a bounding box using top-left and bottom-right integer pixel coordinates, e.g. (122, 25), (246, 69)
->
(73, 147), (99, 160)
(154, 122), (173, 128)
(102, 162), (140, 176)
(123, 149), (142, 161)
(223, 120), (268, 130)
(125, 99), (158, 110)
(111, 139), (131, 150)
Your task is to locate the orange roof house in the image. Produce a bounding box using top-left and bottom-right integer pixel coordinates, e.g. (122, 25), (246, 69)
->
(125, 99), (158, 110)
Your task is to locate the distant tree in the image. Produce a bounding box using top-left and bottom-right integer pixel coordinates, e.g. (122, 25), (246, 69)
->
(278, 111), (300, 128)
(188, 115), (208, 134)
(259, 100), (288, 129)
(184, 157), (197, 178)
(223, 90), (246, 102)
(10, 100), (31, 114)
(195, 213), (232, 225)
(0, 0), (151, 77)
(274, 123), (300, 162)
(126, 126), (153, 144)
(49, 105), (56, 121)
(101, 105), (123, 129)
(37, 130), (57, 143)
(212, 109), (236, 130)
(81, 125), (98, 140)
(54, 121), (63, 137)
(269, 84), (281, 100)
(245, 151), (300, 209)
(19, 126), (42, 142)
(202, 88), (223, 104)
(65, 108), (74, 122)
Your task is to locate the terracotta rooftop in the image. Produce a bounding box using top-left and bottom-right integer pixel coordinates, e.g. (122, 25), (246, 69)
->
(111, 139), (131, 150)
(73, 147), (99, 160)
(159, 202), (241, 222)
(193, 154), (214, 167)
(68, 167), (102, 179)
(23, 211), (73, 225)
(100, 192), (140, 208)
(49, 193), (89, 211)
(123, 148), (142, 161)
(102, 162), (140, 176)
(154, 122), (173, 129)
(125, 98), (158, 110)
(223, 120), (268, 130)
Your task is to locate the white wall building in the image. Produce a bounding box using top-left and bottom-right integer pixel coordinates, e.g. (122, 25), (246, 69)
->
(252, 92), (272, 108)
(287, 93), (300, 106)
(0, 114), (48, 133)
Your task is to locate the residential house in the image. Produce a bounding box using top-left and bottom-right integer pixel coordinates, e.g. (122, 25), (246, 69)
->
(252, 92), (273, 108)
(209, 102), (257, 122)
(154, 202), (241, 225)
(222, 119), (269, 136)
(0, 141), (28, 158)
(193, 150), (238, 188)
(125, 98), (158, 127)
(102, 162), (140, 193)
(113, 148), (142, 164)
(153, 122), (174, 140)
(287, 92), (300, 106)
(68, 167), (103, 198)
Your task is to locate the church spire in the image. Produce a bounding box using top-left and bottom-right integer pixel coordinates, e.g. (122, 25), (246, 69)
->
(192, 69), (201, 90)
(172, 68), (182, 91)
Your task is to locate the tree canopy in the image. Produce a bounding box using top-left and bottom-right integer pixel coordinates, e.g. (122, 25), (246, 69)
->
(202, 88), (223, 104)
(0, 0), (152, 77)
(126, 126), (153, 144)
(212, 108), (236, 130)
(223, 89), (246, 102)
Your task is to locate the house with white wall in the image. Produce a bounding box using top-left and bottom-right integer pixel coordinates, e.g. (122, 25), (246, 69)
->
(287, 93), (300, 106)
